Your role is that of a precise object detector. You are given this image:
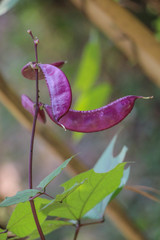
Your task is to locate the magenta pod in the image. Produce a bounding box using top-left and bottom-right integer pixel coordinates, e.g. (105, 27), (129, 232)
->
(21, 61), (66, 80)
(44, 96), (145, 132)
(39, 64), (72, 121)
(21, 94), (46, 123)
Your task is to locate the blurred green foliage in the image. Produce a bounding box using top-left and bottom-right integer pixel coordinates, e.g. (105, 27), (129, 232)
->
(73, 31), (112, 141)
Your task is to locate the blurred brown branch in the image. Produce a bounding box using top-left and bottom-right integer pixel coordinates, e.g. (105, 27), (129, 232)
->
(70, 0), (160, 87)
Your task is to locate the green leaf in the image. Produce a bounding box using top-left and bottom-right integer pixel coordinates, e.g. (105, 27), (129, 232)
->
(44, 163), (125, 220)
(74, 30), (101, 92)
(74, 83), (112, 111)
(84, 135), (129, 220)
(94, 135), (128, 172)
(7, 198), (49, 237)
(28, 220), (72, 240)
(0, 229), (7, 240)
(41, 181), (86, 218)
(0, 0), (19, 16)
(37, 156), (74, 190)
(0, 189), (41, 207)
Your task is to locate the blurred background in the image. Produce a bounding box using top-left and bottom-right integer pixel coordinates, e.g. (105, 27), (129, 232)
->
(0, 0), (160, 239)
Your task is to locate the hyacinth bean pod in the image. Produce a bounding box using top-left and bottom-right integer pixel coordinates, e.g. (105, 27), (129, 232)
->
(39, 64), (72, 121)
(21, 61), (152, 132)
(44, 95), (144, 133)
(21, 94), (46, 123)
(21, 61), (65, 80)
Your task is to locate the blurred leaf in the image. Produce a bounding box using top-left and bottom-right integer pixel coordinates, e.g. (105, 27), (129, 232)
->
(73, 82), (112, 141)
(0, 229), (7, 240)
(73, 31), (112, 142)
(0, 189), (41, 207)
(37, 156), (74, 190)
(74, 30), (101, 92)
(152, 17), (160, 41)
(74, 83), (112, 111)
(153, 17), (160, 31)
(0, 0), (19, 15)
(42, 164), (125, 220)
(28, 220), (72, 240)
(84, 135), (129, 220)
(7, 198), (49, 237)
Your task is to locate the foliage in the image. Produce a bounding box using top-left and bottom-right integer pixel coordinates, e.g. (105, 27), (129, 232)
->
(0, 136), (128, 239)
(73, 31), (112, 140)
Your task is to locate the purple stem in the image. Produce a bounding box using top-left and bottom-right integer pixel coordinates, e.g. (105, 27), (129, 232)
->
(28, 30), (45, 240)
(73, 217), (105, 240)
(73, 221), (80, 240)
(43, 192), (54, 199)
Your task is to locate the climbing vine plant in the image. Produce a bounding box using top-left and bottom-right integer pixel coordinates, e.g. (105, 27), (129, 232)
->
(0, 30), (153, 240)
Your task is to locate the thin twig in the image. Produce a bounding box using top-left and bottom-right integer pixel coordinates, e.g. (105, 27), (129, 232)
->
(125, 185), (160, 203)
(73, 217), (105, 240)
(43, 192), (54, 199)
(80, 216), (105, 227)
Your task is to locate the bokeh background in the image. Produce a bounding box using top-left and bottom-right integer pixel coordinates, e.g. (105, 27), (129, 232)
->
(0, 0), (160, 239)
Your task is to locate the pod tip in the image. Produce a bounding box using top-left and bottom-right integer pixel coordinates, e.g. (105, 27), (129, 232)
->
(142, 96), (154, 100)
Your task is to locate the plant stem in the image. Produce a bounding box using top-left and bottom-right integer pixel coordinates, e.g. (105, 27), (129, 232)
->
(28, 30), (45, 240)
(80, 216), (105, 227)
(73, 221), (80, 240)
(73, 217), (105, 240)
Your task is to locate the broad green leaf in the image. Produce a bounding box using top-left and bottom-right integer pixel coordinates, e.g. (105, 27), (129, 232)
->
(74, 30), (101, 92)
(84, 135), (129, 220)
(0, 229), (7, 240)
(7, 198), (49, 237)
(0, 189), (41, 207)
(28, 220), (72, 240)
(41, 182), (86, 218)
(94, 135), (128, 172)
(0, 0), (19, 15)
(44, 164), (125, 220)
(37, 156), (74, 189)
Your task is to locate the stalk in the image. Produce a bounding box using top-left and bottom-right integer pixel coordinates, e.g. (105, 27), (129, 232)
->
(28, 30), (45, 240)
(73, 221), (80, 240)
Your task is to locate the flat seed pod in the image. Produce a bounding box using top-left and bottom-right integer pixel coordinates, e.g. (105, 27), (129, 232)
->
(45, 96), (143, 132)
(21, 94), (46, 123)
(39, 64), (72, 121)
(21, 61), (65, 80)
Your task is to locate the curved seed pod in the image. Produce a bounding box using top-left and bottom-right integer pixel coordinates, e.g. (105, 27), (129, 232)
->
(39, 64), (72, 121)
(21, 61), (66, 80)
(21, 94), (46, 123)
(44, 96), (147, 132)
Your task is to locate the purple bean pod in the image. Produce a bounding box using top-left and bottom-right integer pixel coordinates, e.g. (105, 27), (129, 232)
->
(21, 61), (153, 132)
(38, 64), (72, 122)
(44, 95), (145, 132)
(21, 61), (66, 80)
(21, 94), (46, 123)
